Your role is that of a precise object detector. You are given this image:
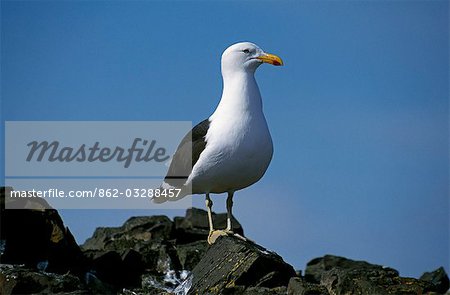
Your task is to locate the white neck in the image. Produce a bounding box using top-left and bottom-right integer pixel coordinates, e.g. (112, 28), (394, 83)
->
(211, 71), (263, 120)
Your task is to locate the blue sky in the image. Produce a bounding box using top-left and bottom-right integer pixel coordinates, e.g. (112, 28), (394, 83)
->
(1, 1), (448, 278)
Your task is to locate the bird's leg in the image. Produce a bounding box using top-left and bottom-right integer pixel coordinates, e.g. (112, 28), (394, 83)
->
(206, 193), (219, 245)
(205, 193), (214, 233)
(225, 191), (234, 233)
(224, 191), (247, 242)
(206, 193), (229, 244)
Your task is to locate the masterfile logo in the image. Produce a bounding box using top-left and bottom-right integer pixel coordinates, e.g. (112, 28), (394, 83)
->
(26, 138), (170, 168)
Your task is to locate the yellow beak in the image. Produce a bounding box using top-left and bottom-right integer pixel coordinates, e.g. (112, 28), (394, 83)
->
(257, 53), (284, 66)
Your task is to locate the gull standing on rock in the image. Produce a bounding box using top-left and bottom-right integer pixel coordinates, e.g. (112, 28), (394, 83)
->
(154, 42), (283, 244)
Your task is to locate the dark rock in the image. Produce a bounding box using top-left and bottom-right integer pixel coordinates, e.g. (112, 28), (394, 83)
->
(140, 240), (171, 273)
(287, 277), (329, 295)
(0, 187), (86, 275)
(84, 271), (117, 294)
(121, 288), (171, 295)
(221, 285), (288, 294)
(174, 207), (244, 244)
(80, 208), (241, 279)
(90, 250), (123, 286)
(187, 235), (296, 294)
(123, 216), (173, 241)
(320, 267), (394, 295)
(176, 240), (209, 270)
(385, 276), (437, 294)
(305, 255), (438, 295)
(242, 286), (287, 294)
(156, 240), (183, 274)
(121, 248), (145, 285)
(304, 254), (397, 284)
(0, 264), (84, 295)
(86, 249), (146, 288)
(80, 226), (122, 251)
(420, 267), (450, 294)
(81, 215), (178, 281)
(81, 215), (173, 251)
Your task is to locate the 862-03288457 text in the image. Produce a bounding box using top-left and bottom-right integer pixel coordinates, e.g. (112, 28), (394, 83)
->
(8, 188), (182, 199)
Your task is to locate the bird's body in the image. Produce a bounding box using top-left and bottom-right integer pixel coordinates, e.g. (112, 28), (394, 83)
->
(156, 42), (283, 243)
(188, 74), (273, 194)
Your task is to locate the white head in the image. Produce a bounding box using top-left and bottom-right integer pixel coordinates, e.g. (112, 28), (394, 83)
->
(221, 42), (283, 77)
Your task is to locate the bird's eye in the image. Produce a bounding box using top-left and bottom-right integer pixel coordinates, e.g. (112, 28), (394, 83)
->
(243, 49), (250, 54)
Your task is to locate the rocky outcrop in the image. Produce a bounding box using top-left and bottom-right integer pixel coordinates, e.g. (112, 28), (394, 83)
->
(287, 277), (329, 295)
(0, 264), (84, 294)
(420, 267), (450, 294)
(300, 255), (446, 295)
(88, 210), (449, 295)
(0, 187), (86, 275)
(187, 235), (296, 294)
(1, 187), (449, 294)
(80, 211), (212, 291)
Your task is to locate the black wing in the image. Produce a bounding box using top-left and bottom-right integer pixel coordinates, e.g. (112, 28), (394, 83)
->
(163, 119), (210, 187)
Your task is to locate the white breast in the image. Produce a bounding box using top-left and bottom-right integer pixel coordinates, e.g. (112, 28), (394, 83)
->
(189, 114), (272, 194)
(187, 73), (273, 194)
